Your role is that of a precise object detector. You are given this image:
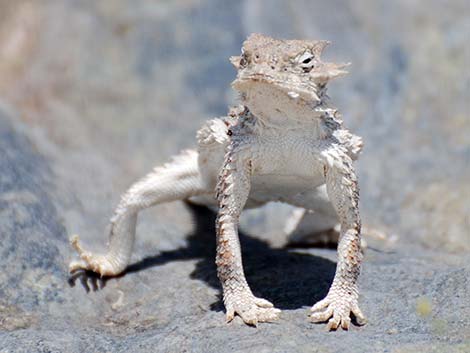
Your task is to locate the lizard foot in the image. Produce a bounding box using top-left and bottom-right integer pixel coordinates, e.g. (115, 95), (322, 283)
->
(310, 291), (366, 330)
(225, 291), (281, 326)
(69, 235), (122, 277)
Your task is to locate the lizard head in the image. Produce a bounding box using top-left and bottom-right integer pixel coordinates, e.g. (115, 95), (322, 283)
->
(231, 33), (349, 105)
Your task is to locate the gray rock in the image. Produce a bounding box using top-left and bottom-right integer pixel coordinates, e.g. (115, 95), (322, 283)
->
(0, 0), (468, 352)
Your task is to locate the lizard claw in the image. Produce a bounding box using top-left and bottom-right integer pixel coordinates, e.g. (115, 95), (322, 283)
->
(310, 292), (366, 330)
(225, 292), (281, 326)
(69, 235), (121, 277)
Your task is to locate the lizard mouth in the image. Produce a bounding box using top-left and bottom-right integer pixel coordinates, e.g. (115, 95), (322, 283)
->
(232, 74), (322, 103)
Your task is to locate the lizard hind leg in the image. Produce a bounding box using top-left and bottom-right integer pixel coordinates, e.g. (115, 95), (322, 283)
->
(284, 208), (340, 248)
(69, 149), (207, 277)
(284, 185), (340, 248)
(284, 185), (373, 250)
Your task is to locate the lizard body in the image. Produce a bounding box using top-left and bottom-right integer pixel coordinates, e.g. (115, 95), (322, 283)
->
(70, 33), (366, 330)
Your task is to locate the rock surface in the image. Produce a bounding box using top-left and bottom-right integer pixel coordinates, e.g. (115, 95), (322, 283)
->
(0, 0), (469, 352)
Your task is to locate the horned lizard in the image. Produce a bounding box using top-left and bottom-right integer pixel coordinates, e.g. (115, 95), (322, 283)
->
(69, 33), (367, 330)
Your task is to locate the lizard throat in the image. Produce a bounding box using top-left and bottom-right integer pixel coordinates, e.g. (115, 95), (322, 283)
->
(237, 81), (332, 128)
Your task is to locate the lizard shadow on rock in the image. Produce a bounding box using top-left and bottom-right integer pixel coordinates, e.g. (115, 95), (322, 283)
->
(69, 202), (336, 311)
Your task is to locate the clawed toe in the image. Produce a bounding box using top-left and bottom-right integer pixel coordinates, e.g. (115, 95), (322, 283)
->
(310, 295), (366, 331)
(236, 306), (281, 326)
(325, 313), (350, 330)
(310, 306), (333, 323)
(69, 235), (122, 277)
(226, 294), (281, 326)
(239, 310), (278, 326)
(351, 304), (367, 326)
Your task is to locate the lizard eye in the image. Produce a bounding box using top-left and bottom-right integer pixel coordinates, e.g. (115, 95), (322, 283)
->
(298, 52), (315, 72)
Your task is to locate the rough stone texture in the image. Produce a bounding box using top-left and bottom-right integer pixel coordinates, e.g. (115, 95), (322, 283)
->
(0, 0), (468, 352)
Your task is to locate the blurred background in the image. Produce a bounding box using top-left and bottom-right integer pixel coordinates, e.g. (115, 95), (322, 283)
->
(0, 1), (468, 352)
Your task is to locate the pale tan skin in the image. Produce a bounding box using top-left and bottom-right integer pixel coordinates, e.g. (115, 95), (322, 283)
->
(70, 34), (367, 330)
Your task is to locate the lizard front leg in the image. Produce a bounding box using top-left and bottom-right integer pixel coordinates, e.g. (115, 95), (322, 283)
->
(215, 145), (281, 326)
(310, 145), (367, 330)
